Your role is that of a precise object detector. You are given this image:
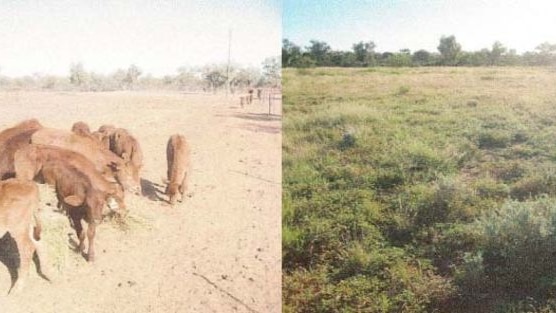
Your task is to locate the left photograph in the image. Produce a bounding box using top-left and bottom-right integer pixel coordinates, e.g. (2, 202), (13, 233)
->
(0, 1), (282, 312)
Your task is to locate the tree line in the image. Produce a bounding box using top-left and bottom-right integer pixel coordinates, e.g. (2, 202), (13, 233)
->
(0, 57), (280, 92)
(283, 35), (556, 67)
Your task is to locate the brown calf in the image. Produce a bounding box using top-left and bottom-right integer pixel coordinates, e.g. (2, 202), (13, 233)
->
(0, 178), (45, 293)
(108, 128), (143, 194)
(166, 134), (190, 205)
(15, 145), (125, 262)
(0, 119), (43, 180)
(0, 119), (42, 143)
(30, 128), (135, 191)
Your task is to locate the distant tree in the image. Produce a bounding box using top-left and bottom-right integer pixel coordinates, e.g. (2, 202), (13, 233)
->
(489, 41), (507, 65)
(536, 42), (556, 55)
(352, 41), (376, 66)
(112, 69), (127, 89)
(124, 64), (142, 89)
(376, 52), (394, 66)
(438, 35), (462, 65)
(412, 50), (431, 66)
(534, 42), (556, 65)
(457, 49), (489, 66)
(297, 55), (317, 68)
(262, 57), (281, 87)
(340, 51), (357, 67)
(69, 62), (89, 88)
(282, 39), (302, 67)
(203, 67), (227, 93)
(306, 40), (331, 66)
(174, 67), (199, 90)
(385, 53), (412, 67)
(502, 49), (520, 66)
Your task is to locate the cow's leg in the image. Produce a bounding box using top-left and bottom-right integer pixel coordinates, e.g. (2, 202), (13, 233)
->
(69, 209), (85, 252)
(11, 233), (34, 293)
(86, 222), (96, 262)
(32, 236), (51, 281)
(179, 172), (188, 202)
(135, 172), (142, 195)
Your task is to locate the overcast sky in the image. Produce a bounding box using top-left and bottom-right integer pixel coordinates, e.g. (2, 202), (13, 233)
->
(0, 0), (281, 77)
(284, 0), (556, 54)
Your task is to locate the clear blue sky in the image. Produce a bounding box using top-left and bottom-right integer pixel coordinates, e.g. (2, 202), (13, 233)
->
(284, 0), (556, 53)
(0, 0), (281, 77)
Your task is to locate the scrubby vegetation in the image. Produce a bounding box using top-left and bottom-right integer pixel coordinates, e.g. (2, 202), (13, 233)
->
(283, 37), (556, 68)
(0, 56), (280, 92)
(283, 66), (556, 312)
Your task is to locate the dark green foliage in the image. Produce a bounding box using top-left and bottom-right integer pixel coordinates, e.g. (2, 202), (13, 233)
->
(283, 37), (556, 68)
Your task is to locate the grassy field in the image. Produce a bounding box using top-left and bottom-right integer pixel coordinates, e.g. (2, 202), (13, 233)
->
(283, 67), (556, 312)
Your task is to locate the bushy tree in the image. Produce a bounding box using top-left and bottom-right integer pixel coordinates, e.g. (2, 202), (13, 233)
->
(124, 64), (142, 89)
(437, 35), (462, 65)
(203, 66), (227, 92)
(352, 41), (376, 66)
(69, 62), (89, 89)
(283, 39), (302, 67)
(262, 56), (281, 87)
(412, 50), (431, 66)
(489, 41), (507, 65)
(306, 40), (331, 66)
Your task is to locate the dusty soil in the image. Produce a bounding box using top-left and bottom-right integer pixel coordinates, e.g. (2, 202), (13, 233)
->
(0, 91), (282, 312)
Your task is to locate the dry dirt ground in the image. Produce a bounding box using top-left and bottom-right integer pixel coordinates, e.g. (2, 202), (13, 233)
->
(0, 91), (281, 312)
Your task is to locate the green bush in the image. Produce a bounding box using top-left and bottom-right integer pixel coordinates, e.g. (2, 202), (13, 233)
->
(457, 198), (556, 298)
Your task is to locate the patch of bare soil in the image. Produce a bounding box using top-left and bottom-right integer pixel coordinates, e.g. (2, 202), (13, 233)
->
(0, 91), (281, 312)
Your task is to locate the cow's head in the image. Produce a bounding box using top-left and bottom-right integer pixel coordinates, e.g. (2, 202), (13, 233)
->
(107, 160), (140, 194)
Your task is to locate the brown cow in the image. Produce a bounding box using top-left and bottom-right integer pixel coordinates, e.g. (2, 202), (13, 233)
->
(30, 128), (135, 191)
(166, 134), (190, 205)
(0, 119), (42, 143)
(14, 145), (125, 262)
(93, 124), (116, 150)
(71, 121), (91, 136)
(0, 129), (41, 180)
(0, 178), (46, 293)
(108, 128), (143, 194)
(0, 119), (43, 180)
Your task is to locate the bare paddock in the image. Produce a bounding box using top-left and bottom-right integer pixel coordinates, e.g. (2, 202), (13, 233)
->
(0, 91), (282, 312)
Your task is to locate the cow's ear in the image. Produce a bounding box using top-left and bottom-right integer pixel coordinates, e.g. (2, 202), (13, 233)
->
(64, 195), (84, 207)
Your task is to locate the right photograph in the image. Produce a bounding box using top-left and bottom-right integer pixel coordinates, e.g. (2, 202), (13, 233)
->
(282, 1), (556, 312)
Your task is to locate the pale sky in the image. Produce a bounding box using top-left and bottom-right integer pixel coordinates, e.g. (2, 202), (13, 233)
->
(284, 0), (556, 54)
(0, 0), (281, 77)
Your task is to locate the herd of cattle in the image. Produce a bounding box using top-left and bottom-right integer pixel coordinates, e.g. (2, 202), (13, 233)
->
(0, 119), (190, 293)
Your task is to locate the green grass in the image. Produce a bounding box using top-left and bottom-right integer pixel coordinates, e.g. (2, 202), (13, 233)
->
(283, 66), (556, 312)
